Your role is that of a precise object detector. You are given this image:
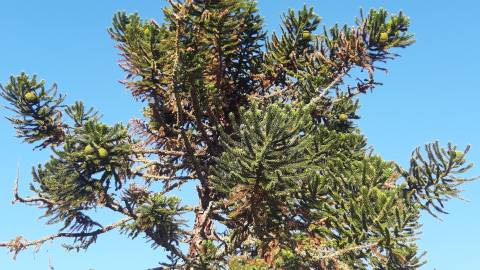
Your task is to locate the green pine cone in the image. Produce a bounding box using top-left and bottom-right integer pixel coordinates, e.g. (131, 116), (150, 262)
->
(98, 147), (109, 159)
(24, 91), (38, 103)
(339, 113), (349, 121)
(379, 32), (389, 43)
(84, 145), (95, 155)
(454, 151), (464, 162)
(302, 30), (312, 40)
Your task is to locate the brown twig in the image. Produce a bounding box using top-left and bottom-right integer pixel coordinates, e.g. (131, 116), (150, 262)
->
(12, 167), (55, 206)
(320, 241), (379, 261)
(0, 217), (131, 258)
(132, 148), (186, 157)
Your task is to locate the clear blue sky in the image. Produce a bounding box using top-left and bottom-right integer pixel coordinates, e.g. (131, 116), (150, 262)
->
(1, 1), (479, 269)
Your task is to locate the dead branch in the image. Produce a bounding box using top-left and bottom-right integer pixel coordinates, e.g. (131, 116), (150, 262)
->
(0, 217), (131, 258)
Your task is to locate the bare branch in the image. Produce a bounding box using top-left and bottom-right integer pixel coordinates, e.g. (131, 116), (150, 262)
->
(320, 241), (379, 261)
(0, 217), (131, 258)
(133, 172), (196, 182)
(312, 69), (350, 104)
(133, 148), (186, 157)
(12, 167), (55, 206)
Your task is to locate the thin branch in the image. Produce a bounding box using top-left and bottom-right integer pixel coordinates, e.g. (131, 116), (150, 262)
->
(0, 217), (131, 257)
(12, 167), (55, 206)
(162, 178), (194, 194)
(134, 172), (196, 181)
(320, 241), (379, 261)
(313, 69), (349, 102)
(132, 148), (186, 157)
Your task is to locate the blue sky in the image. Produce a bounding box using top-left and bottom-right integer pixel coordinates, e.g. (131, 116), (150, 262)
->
(0, 1), (479, 269)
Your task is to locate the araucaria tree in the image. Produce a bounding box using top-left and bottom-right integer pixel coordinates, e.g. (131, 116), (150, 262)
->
(0, 1), (475, 269)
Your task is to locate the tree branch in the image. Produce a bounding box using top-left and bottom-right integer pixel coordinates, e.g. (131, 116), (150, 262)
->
(0, 217), (131, 258)
(132, 148), (186, 157)
(320, 241), (379, 261)
(11, 167), (55, 206)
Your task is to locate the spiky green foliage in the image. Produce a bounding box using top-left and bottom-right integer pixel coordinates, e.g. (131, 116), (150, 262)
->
(212, 103), (315, 242)
(0, 1), (476, 269)
(122, 193), (187, 248)
(213, 103), (473, 269)
(0, 73), (65, 148)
